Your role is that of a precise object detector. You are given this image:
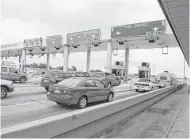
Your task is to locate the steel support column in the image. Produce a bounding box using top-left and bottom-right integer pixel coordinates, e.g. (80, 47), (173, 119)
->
(105, 41), (112, 73)
(46, 51), (50, 71)
(21, 49), (26, 72)
(124, 42), (129, 77)
(63, 45), (69, 72)
(86, 47), (91, 72)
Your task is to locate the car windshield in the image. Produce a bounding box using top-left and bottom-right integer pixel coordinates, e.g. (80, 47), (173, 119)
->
(91, 72), (105, 78)
(138, 79), (150, 82)
(58, 78), (83, 87)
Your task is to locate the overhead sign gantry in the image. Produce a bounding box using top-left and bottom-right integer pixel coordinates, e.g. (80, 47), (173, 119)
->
(0, 20), (180, 74)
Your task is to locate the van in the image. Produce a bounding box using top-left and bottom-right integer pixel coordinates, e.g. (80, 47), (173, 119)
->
(156, 72), (177, 88)
(1, 66), (28, 83)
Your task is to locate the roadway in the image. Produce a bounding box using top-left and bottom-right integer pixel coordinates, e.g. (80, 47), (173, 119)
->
(1, 83), (139, 129)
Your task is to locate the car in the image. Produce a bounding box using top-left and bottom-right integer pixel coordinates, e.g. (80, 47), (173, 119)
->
(1, 79), (14, 99)
(90, 72), (121, 88)
(1, 66), (28, 83)
(133, 78), (159, 92)
(47, 77), (115, 109)
(41, 71), (90, 91)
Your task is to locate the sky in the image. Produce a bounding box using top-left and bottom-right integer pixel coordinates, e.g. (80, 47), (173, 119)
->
(1, 0), (189, 78)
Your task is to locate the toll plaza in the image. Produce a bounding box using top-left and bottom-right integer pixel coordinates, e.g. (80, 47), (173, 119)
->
(0, 0), (189, 138)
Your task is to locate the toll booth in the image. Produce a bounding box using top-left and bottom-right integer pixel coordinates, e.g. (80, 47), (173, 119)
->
(111, 61), (125, 77)
(138, 62), (151, 79)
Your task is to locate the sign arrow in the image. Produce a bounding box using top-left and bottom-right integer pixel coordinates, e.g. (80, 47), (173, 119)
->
(116, 31), (121, 35)
(152, 26), (159, 31)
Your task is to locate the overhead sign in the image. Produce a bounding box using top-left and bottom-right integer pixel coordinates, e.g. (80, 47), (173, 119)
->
(67, 29), (101, 44)
(46, 35), (62, 46)
(111, 20), (166, 38)
(1, 43), (23, 51)
(24, 37), (43, 47)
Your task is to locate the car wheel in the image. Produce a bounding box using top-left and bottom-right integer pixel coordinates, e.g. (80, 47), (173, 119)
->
(45, 87), (49, 91)
(1, 87), (8, 99)
(19, 77), (26, 83)
(108, 82), (112, 88)
(106, 93), (113, 102)
(135, 89), (139, 92)
(77, 96), (87, 109)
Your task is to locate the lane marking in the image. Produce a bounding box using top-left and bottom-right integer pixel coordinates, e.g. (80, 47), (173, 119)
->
(1, 101), (49, 108)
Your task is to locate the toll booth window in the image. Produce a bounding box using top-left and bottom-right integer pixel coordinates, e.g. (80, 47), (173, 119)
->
(139, 71), (145, 78)
(1, 67), (8, 72)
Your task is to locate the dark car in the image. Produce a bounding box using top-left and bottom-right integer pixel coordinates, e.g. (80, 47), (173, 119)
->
(1, 79), (14, 99)
(90, 72), (121, 87)
(41, 71), (90, 91)
(47, 77), (114, 109)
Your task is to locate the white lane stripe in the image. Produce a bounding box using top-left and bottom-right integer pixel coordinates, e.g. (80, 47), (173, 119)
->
(1, 101), (49, 108)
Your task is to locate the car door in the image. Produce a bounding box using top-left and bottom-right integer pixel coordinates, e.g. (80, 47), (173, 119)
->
(110, 75), (116, 86)
(85, 80), (100, 103)
(94, 80), (109, 101)
(1, 67), (9, 80)
(9, 67), (20, 81)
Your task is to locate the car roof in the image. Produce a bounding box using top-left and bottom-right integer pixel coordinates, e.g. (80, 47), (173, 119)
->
(70, 77), (101, 81)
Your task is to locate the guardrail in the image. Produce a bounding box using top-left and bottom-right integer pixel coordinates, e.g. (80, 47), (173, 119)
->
(1, 83), (186, 138)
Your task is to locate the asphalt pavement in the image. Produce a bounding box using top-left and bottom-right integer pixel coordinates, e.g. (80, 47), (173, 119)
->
(1, 83), (139, 128)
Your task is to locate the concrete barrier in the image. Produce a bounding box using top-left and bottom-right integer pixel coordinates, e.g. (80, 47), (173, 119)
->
(1, 84), (186, 138)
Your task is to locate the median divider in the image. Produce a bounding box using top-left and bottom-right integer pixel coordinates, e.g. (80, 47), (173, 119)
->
(1, 84), (186, 138)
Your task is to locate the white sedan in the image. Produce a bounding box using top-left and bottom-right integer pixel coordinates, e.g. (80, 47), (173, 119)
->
(133, 78), (159, 92)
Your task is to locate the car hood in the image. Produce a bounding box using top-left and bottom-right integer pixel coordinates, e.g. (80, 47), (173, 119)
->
(0, 79), (12, 84)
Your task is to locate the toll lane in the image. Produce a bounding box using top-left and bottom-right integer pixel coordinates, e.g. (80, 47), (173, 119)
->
(1, 88), (139, 129)
(1, 85), (46, 106)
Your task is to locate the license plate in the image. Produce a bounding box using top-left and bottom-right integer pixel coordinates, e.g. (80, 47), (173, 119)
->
(54, 90), (61, 94)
